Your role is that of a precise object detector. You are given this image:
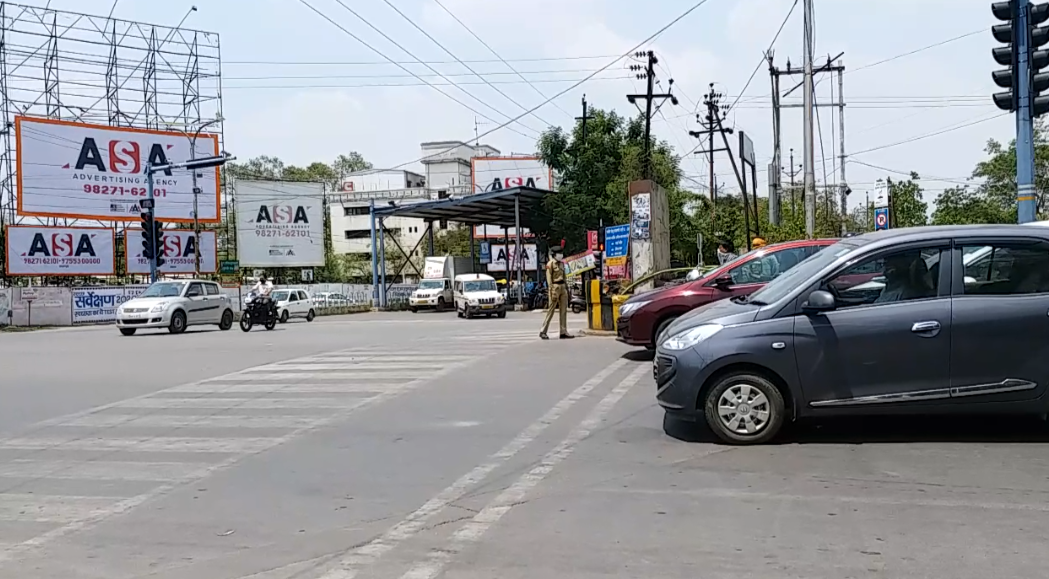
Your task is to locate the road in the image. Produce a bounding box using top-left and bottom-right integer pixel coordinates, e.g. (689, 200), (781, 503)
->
(1, 311), (1048, 578)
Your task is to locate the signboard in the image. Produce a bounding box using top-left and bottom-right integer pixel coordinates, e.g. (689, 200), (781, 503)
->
(71, 285), (147, 324)
(220, 260), (239, 274)
(604, 263), (629, 279)
(20, 287), (39, 301)
(235, 180), (325, 267)
(603, 224), (629, 267)
(330, 188), (429, 203)
(470, 156), (554, 194)
(479, 241), (491, 264)
(14, 116), (220, 222)
(564, 250), (597, 277)
(740, 131), (755, 166)
(4, 225), (116, 276)
(301, 268), (314, 282)
(125, 230), (217, 274)
(486, 244), (537, 272)
(874, 207), (889, 231)
(630, 193), (651, 240)
(587, 230), (599, 251)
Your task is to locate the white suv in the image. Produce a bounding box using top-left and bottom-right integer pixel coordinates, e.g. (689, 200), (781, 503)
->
(116, 280), (234, 336)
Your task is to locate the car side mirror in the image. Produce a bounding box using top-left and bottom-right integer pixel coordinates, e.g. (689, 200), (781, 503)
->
(802, 289), (836, 313)
(713, 274), (733, 289)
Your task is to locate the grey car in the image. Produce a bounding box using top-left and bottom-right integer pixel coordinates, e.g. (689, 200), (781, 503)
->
(655, 225), (1049, 445)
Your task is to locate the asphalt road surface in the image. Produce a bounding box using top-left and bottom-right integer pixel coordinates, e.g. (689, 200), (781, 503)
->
(1, 311), (1048, 578)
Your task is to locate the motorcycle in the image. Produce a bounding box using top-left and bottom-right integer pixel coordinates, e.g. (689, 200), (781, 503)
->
(240, 292), (278, 332)
(570, 291), (587, 314)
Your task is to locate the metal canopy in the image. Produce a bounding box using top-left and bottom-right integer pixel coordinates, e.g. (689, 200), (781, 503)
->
(372, 186), (551, 228)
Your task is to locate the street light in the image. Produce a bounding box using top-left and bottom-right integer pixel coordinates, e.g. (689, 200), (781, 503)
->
(166, 115), (224, 274)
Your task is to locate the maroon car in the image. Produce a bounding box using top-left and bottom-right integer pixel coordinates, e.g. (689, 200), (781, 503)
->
(616, 239), (838, 348)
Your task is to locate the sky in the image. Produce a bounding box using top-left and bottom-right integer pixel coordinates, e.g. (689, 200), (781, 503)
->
(25, 0), (1008, 211)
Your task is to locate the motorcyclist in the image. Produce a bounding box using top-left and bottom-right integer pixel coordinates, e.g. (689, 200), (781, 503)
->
(248, 275), (276, 317)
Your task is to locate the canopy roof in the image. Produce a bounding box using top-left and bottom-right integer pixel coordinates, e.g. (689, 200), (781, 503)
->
(372, 186), (551, 228)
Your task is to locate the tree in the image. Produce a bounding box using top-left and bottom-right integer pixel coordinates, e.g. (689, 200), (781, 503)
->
(885, 174), (928, 228)
(931, 186), (1013, 225)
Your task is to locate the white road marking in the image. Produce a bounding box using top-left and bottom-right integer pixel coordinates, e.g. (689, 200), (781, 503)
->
(0, 494), (125, 523)
(209, 372), (433, 381)
(61, 414), (328, 429)
(0, 460), (214, 482)
(113, 398), (371, 410)
(166, 383), (388, 394)
(253, 363), (446, 372)
(397, 364), (647, 579)
(0, 437), (280, 453)
(309, 359), (630, 579)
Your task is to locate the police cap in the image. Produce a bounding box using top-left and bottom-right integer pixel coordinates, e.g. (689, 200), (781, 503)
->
(549, 244), (563, 253)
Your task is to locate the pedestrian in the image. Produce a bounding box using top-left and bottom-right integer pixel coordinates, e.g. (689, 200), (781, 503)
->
(752, 237), (767, 249)
(716, 239), (737, 265)
(539, 245), (573, 340)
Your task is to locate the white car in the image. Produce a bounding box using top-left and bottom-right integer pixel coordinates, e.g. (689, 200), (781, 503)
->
(116, 280), (234, 336)
(453, 273), (506, 319)
(271, 288), (316, 323)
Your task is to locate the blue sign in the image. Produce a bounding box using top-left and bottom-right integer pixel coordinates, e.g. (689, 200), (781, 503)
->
(874, 207), (889, 231)
(479, 241), (491, 264)
(604, 224), (630, 260)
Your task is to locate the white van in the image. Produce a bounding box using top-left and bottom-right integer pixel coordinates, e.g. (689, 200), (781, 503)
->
(453, 273), (506, 319)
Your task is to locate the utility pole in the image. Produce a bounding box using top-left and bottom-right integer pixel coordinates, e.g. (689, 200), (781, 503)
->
(802, 0), (816, 237)
(767, 51), (783, 226)
(627, 50), (677, 181)
(576, 94), (594, 142)
(838, 59), (849, 235)
(689, 85), (731, 237)
(784, 148), (803, 215)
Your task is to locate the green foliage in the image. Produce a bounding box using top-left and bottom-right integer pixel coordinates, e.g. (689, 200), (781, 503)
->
(886, 174), (928, 228)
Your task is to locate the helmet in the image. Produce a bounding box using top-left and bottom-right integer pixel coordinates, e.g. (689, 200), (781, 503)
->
(752, 237), (767, 248)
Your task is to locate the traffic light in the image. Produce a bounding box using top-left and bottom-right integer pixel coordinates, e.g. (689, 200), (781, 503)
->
(140, 213), (166, 267)
(140, 212), (155, 260)
(992, 1), (1049, 115)
(153, 220), (165, 267)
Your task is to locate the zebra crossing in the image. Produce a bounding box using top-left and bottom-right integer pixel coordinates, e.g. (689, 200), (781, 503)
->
(0, 328), (546, 564)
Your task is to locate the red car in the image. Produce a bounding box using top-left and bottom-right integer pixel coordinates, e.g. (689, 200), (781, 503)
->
(616, 238), (838, 348)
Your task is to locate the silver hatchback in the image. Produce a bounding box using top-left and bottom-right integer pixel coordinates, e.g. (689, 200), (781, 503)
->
(116, 280), (235, 336)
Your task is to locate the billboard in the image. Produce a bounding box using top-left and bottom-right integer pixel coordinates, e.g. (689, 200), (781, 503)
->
(235, 180), (325, 267)
(15, 116), (220, 222)
(486, 244), (538, 272)
(470, 156), (554, 194)
(4, 225), (116, 276)
(125, 230), (217, 274)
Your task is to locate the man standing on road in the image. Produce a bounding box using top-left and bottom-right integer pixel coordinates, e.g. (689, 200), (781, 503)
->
(539, 245), (573, 340)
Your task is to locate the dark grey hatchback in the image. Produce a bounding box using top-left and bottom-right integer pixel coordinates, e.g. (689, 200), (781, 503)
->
(655, 224), (1049, 444)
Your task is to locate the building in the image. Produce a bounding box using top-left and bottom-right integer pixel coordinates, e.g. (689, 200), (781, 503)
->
(420, 140), (499, 196)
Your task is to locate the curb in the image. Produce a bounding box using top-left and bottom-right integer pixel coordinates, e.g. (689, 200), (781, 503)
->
(578, 329), (617, 337)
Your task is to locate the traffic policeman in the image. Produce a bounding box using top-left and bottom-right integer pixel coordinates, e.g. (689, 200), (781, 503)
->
(539, 245), (574, 340)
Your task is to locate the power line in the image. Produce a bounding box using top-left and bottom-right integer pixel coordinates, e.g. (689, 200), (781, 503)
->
(376, 0), (557, 128)
(222, 76), (634, 90)
(432, 0), (575, 119)
(361, 0), (716, 175)
(223, 54), (620, 66)
(295, 0), (539, 139)
(848, 113), (1008, 156)
(727, 0), (798, 111)
(223, 68), (612, 81)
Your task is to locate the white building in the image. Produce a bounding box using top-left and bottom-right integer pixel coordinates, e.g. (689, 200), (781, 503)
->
(328, 142), (503, 279)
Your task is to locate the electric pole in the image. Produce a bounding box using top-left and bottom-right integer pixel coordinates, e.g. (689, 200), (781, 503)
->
(627, 50), (677, 181)
(784, 148), (803, 215)
(576, 94), (594, 142)
(767, 51), (783, 226)
(802, 0), (816, 237)
(689, 85), (732, 240)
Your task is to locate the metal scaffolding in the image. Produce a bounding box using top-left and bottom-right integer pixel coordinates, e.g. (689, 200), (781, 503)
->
(0, 2), (224, 283)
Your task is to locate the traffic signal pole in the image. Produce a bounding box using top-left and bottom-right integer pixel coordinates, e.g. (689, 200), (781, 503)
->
(1017, 0), (1038, 223)
(146, 162), (158, 283)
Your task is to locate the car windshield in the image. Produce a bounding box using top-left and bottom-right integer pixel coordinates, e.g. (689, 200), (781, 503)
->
(746, 240), (866, 304)
(271, 290), (290, 301)
(419, 280), (444, 289)
(139, 282), (185, 298)
(464, 280), (496, 292)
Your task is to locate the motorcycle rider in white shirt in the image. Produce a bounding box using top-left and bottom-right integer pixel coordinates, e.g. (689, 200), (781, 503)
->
(251, 274), (274, 298)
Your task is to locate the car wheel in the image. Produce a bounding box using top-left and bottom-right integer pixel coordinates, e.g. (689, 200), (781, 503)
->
(457, 308), (464, 318)
(410, 306), (418, 313)
(703, 373), (785, 445)
(219, 309), (234, 330)
(279, 310), (289, 324)
(119, 328), (136, 336)
(168, 310), (187, 335)
(306, 309), (315, 322)
(652, 316), (679, 348)
(497, 310), (506, 319)
(437, 297), (446, 312)
(572, 304), (583, 314)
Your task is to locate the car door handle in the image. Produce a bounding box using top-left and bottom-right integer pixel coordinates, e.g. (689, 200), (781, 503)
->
(911, 321), (940, 333)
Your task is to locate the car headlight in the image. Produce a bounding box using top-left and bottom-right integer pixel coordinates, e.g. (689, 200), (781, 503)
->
(468, 299), (478, 305)
(496, 295), (504, 303)
(150, 303), (168, 313)
(618, 300), (651, 317)
(661, 324), (723, 351)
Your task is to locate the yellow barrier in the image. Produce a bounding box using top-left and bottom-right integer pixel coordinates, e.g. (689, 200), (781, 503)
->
(611, 293), (628, 332)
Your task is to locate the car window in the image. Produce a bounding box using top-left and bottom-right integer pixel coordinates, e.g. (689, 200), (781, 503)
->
(271, 290), (290, 302)
(204, 283), (220, 296)
(825, 247), (941, 308)
(186, 283), (204, 297)
(960, 243), (1049, 295)
(727, 247), (810, 285)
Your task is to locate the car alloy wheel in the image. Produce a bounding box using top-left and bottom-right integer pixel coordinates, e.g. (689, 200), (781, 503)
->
(169, 311), (187, 335)
(703, 373), (785, 445)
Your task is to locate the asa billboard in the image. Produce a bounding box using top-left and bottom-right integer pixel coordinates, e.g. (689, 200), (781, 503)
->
(235, 180), (325, 267)
(4, 225), (116, 276)
(125, 229), (217, 275)
(15, 116), (220, 222)
(470, 156), (554, 194)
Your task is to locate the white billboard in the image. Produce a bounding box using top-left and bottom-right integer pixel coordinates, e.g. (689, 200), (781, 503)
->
(125, 230), (217, 275)
(15, 116), (220, 222)
(486, 244), (538, 272)
(235, 180), (325, 267)
(4, 225), (116, 276)
(471, 156), (553, 194)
